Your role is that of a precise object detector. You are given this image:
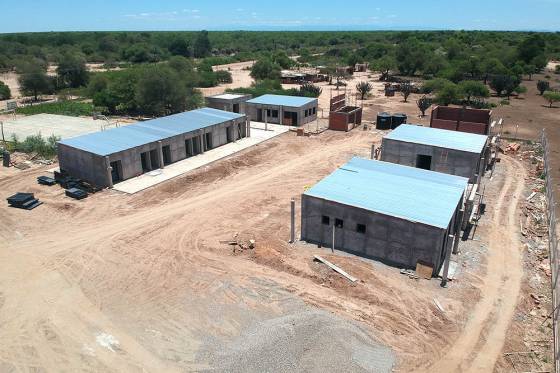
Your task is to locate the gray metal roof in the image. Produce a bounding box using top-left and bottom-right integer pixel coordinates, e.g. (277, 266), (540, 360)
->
(246, 94), (317, 107)
(385, 124), (488, 153)
(304, 157), (468, 229)
(58, 108), (244, 156)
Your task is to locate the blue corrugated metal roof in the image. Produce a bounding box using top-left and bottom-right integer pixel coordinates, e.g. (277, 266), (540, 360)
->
(304, 157), (468, 229)
(58, 108), (244, 156)
(385, 124), (487, 153)
(246, 94), (317, 107)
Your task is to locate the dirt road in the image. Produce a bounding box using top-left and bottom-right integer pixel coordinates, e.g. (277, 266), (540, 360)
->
(426, 157), (527, 372)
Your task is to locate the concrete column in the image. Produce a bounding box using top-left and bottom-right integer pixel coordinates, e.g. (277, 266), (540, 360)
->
(290, 198), (295, 243)
(246, 118), (251, 138)
(157, 141), (164, 169)
(105, 156), (113, 188)
(146, 152), (152, 170)
(441, 234), (455, 287)
(371, 144), (375, 159)
(200, 133), (205, 154)
(264, 108), (268, 131)
(453, 208), (465, 254)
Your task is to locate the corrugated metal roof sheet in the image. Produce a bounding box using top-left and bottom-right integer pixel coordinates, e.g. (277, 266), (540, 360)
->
(58, 108), (244, 156)
(385, 124), (487, 153)
(246, 94), (317, 107)
(304, 157), (468, 229)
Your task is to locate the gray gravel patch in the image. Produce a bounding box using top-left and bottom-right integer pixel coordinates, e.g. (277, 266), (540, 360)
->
(198, 308), (394, 373)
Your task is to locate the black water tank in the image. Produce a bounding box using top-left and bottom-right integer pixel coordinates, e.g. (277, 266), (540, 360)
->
(2, 151), (9, 167)
(391, 113), (407, 129)
(376, 112), (392, 130)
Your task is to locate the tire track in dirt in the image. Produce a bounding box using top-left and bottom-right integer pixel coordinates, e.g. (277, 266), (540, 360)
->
(424, 156), (526, 372)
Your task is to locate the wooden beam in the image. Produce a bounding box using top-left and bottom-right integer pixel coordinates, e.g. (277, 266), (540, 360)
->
(314, 255), (358, 283)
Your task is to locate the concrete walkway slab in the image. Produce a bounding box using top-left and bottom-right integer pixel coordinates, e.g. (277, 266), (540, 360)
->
(113, 122), (291, 194)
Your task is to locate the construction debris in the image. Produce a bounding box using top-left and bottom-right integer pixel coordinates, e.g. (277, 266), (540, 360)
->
(400, 269), (419, 280)
(65, 188), (88, 200)
(37, 175), (56, 186)
(221, 234), (256, 253)
(314, 255), (358, 283)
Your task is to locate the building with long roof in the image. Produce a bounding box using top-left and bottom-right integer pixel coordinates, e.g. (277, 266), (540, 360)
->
(57, 108), (248, 188)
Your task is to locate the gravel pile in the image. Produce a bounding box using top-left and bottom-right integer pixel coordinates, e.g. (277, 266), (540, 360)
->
(200, 308), (394, 373)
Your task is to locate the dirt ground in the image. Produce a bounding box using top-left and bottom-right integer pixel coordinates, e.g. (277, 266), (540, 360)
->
(0, 116), (546, 372)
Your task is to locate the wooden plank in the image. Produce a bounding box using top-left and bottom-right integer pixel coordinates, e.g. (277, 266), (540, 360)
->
(314, 255), (358, 283)
(416, 262), (433, 279)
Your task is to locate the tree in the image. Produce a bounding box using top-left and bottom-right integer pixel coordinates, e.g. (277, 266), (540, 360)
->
(435, 82), (460, 106)
(372, 55), (396, 81)
(193, 30), (211, 58)
(543, 91), (560, 108)
(400, 81), (413, 102)
(518, 34), (546, 64)
(135, 67), (188, 116)
(514, 85), (527, 97)
(272, 51), (293, 69)
(416, 95), (433, 116)
(168, 37), (191, 57)
(481, 58), (506, 84)
(356, 81), (372, 100)
(57, 54), (89, 88)
(537, 80), (550, 95)
(18, 63), (51, 100)
(250, 58), (281, 81)
(86, 74), (108, 97)
(524, 64), (536, 80)
(422, 78), (450, 94)
(458, 80), (489, 104)
(396, 38), (428, 76)
(215, 70), (232, 83)
(0, 80), (11, 100)
(298, 83), (322, 97)
(489, 75), (519, 98)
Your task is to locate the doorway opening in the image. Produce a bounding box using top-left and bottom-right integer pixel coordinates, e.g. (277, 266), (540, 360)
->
(205, 132), (213, 150)
(109, 160), (122, 183)
(416, 154), (432, 170)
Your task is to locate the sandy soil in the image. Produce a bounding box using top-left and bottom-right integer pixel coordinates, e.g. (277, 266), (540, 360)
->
(199, 60), (255, 97)
(0, 120), (533, 372)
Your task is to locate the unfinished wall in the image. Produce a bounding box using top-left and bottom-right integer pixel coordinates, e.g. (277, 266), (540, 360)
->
(206, 96), (251, 114)
(301, 195), (449, 273)
(380, 138), (484, 183)
(58, 144), (108, 186)
(430, 106), (491, 135)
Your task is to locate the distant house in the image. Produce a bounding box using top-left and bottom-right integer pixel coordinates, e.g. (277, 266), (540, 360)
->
(245, 94), (318, 126)
(205, 93), (252, 113)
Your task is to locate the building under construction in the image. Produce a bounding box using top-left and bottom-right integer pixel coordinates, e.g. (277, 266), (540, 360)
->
(57, 108), (249, 188)
(301, 157), (468, 275)
(380, 124), (489, 183)
(328, 92), (362, 132)
(245, 94), (318, 126)
(205, 93), (252, 113)
(430, 106), (492, 135)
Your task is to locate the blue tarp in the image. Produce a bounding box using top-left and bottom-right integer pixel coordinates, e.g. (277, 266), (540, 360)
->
(385, 124), (487, 153)
(246, 94), (317, 107)
(58, 108), (244, 156)
(304, 157), (469, 229)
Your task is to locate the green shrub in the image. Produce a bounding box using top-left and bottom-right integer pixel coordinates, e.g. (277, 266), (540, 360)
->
(0, 80), (11, 100)
(215, 70), (233, 83)
(11, 133), (60, 157)
(15, 100), (94, 116)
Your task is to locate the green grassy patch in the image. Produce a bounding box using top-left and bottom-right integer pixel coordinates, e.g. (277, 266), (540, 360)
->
(16, 100), (94, 117)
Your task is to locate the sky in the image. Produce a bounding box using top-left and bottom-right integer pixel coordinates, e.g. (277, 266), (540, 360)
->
(1, 0), (559, 33)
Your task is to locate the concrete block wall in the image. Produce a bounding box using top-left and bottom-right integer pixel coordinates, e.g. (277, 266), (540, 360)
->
(59, 116), (248, 188)
(58, 143), (108, 186)
(380, 138), (483, 183)
(301, 195), (448, 272)
(245, 102), (318, 126)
